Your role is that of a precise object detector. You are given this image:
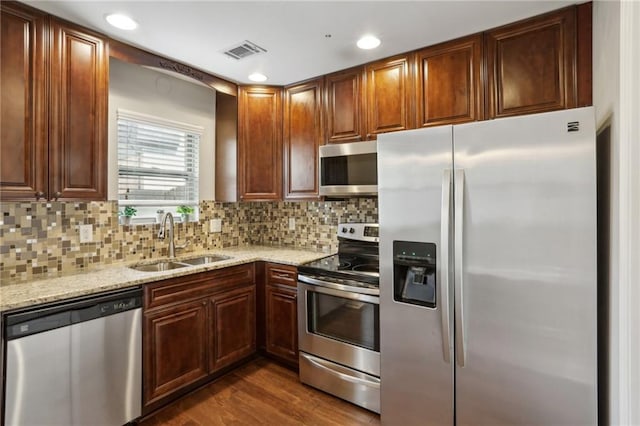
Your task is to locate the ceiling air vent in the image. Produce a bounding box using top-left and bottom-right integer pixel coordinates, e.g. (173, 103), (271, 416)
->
(222, 40), (267, 60)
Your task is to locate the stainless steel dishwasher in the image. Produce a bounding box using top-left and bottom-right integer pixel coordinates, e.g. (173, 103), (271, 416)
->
(3, 287), (142, 426)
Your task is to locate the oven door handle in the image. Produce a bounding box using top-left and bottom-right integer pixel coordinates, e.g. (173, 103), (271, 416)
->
(298, 281), (380, 305)
(297, 274), (380, 296)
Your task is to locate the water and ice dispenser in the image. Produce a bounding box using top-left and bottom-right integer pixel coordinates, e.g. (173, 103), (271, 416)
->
(393, 241), (436, 308)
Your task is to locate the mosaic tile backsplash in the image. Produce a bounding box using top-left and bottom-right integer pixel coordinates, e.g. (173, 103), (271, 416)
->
(0, 198), (377, 283)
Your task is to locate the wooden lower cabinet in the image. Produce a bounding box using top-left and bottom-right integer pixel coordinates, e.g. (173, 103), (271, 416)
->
(142, 264), (256, 414)
(143, 299), (209, 406)
(265, 283), (298, 365)
(264, 263), (299, 367)
(209, 285), (256, 372)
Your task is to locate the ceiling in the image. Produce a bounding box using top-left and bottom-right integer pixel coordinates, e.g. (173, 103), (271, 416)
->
(26, 0), (577, 86)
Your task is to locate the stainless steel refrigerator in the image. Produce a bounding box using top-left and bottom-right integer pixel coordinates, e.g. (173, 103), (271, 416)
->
(378, 107), (597, 425)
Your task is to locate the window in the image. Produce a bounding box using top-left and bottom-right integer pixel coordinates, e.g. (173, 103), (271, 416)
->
(117, 109), (202, 222)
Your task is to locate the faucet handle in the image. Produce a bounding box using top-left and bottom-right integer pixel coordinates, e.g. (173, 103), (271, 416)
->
(175, 240), (190, 250)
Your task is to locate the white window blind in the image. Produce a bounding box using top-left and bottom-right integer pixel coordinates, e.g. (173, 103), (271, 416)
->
(117, 110), (202, 207)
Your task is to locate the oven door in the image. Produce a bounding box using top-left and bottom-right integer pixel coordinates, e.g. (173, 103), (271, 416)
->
(297, 275), (380, 377)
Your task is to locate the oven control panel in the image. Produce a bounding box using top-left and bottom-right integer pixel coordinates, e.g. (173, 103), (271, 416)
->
(338, 223), (379, 242)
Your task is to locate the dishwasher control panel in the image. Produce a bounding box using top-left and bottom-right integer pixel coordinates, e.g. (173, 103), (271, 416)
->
(4, 287), (142, 339)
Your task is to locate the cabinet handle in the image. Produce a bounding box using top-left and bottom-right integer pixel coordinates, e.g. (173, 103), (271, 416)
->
(35, 191), (45, 200)
(274, 273), (292, 280)
(53, 191), (61, 200)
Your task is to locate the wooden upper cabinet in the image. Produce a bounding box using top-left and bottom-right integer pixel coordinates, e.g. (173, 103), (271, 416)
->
(485, 7), (577, 118)
(0, 3), (47, 200)
(49, 19), (108, 201)
(283, 79), (323, 200)
(0, 6), (108, 202)
(365, 54), (414, 138)
(324, 67), (365, 143)
(238, 86), (283, 201)
(415, 34), (483, 127)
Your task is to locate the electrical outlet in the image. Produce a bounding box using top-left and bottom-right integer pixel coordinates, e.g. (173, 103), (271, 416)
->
(210, 218), (222, 233)
(79, 224), (93, 243)
(288, 218), (296, 231)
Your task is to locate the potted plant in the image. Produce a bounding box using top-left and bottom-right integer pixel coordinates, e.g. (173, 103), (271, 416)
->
(176, 205), (194, 223)
(119, 206), (137, 225)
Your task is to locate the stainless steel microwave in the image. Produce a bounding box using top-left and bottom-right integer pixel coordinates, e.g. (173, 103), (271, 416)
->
(319, 140), (377, 197)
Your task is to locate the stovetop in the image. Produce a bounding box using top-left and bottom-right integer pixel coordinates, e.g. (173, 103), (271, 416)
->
(298, 223), (380, 287)
(297, 254), (380, 286)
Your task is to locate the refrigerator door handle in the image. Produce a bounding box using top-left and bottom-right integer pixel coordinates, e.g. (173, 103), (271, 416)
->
(440, 169), (452, 363)
(454, 168), (467, 367)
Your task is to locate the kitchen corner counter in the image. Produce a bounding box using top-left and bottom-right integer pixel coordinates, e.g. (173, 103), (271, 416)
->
(0, 246), (330, 312)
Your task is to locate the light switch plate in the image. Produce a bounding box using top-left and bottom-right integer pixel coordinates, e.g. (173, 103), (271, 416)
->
(79, 224), (93, 243)
(288, 218), (296, 231)
(210, 218), (222, 233)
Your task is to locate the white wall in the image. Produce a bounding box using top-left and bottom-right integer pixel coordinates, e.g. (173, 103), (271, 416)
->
(593, 2), (620, 423)
(108, 58), (216, 202)
(593, 1), (640, 424)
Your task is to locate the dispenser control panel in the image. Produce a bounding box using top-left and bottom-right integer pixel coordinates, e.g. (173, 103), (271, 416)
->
(392, 241), (436, 308)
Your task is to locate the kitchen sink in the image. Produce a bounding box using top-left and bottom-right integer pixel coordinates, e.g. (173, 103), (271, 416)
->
(179, 255), (231, 265)
(129, 261), (190, 272)
(129, 255), (231, 272)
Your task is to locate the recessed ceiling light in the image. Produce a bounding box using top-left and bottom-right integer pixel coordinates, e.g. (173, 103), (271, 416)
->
(357, 35), (381, 50)
(248, 73), (267, 82)
(105, 13), (138, 30)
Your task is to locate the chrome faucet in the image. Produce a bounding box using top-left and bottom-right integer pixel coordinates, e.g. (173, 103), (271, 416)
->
(158, 212), (188, 257)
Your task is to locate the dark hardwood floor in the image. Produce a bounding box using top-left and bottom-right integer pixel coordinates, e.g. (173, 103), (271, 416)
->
(140, 357), (381, 425)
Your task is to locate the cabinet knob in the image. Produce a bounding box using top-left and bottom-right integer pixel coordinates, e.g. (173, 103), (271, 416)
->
(35, 191), (45, 200)
(53, 191), (61, 200)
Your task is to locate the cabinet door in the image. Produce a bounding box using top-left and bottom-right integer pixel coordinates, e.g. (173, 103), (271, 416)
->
(365, 54), (414, 138)
(416, 34), (483, 127)
(265, 283), (298, 366)
(143, 299), (208, 408)
(324, 67), (365, 143)
(0, 3), (47, 200)
(238, 86), (282, 201)
(485, 7), (576, 118)
(283, 79), (323, 200)
(49, 18), (107, 201)
(209, 285), (256, 372)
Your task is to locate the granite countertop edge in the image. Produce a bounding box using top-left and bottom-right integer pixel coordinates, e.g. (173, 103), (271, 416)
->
(0, 246), (331, 313)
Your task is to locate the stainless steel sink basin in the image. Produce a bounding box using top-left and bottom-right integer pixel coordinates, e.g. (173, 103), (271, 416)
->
(129, 255), (231, 272)
(129, 261), (190, 272)
(180, 255), (231, 265)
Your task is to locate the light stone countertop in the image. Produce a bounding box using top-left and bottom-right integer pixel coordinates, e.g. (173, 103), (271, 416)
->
(0, 245), (331, 312)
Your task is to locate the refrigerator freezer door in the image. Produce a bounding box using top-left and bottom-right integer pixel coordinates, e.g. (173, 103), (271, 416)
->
(453, 107), (597, 425)
(378, 125), (454, 425)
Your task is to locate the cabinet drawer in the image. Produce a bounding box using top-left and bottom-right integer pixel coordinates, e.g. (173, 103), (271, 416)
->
(145, 264), (255, 310)
(266, 263), (297, 287)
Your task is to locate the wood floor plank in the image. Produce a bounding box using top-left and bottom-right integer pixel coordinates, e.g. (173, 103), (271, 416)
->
(140, 358), (380, 426)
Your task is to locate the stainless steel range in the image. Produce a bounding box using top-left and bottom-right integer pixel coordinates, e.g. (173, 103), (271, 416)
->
(297, 223), (380, 413)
